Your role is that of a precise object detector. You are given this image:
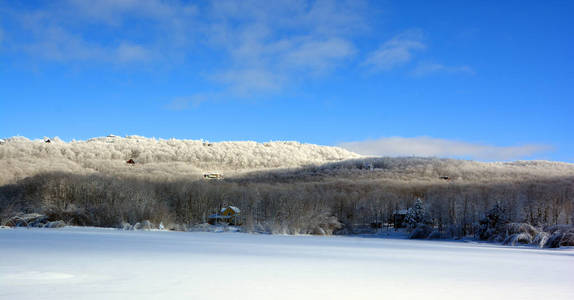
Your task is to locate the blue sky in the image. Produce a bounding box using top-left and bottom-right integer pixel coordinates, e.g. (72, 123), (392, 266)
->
(1, 0), (573, 161)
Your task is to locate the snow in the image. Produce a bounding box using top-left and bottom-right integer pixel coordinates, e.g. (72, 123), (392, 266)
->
(1, 227), (573, 299)
(221, 205), (241, 213)
(0, 136), (361, 185)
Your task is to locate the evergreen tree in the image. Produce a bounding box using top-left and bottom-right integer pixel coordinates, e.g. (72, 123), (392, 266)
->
(477, 202), (509, 240)
(405, 198), (425, 228)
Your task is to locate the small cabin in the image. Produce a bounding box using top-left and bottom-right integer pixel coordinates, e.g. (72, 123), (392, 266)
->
(393, 209), (408, 228)
(208, 206), (241, 225)
(221, 206), (240, 217)
(203, 173), (223, 180)
(126, 159), (136, 165)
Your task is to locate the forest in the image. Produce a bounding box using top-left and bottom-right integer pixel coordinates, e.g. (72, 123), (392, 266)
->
(1, 136), (573, 247)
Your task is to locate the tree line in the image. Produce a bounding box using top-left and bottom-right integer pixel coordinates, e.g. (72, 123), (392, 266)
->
(1, 170), (572, 239)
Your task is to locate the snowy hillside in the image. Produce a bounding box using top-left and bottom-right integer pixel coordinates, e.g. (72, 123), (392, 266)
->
(1, 227), (573, 300)
(2, 136), (573, 235)
(0, 136), (361, 184)
(3, 135), (574, 186)
(239, 156), (574, 184)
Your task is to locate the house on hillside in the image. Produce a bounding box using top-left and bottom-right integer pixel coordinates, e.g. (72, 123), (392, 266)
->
(203, 173), (223, 180)
(208, 206), (241, 225)
(393, 209), (408, 228)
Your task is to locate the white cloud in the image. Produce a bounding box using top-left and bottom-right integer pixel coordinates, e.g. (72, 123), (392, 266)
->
(363, 30), (426, 71)
(205, 0), (367, 95)
(3, 0), (196, 64)
(284, 38), (356, 72)
(3, 1), (475, 101)
(339, 136), (552, 161)
(412, 62), (475, 77)
(2, 0), (367, 95)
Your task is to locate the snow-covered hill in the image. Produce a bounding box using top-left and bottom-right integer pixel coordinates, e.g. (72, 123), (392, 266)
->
(255, 156), (574, 183)
(0, 136), (361, 184)
(2, 136), (574, 236)
(3, 135), (574, 187)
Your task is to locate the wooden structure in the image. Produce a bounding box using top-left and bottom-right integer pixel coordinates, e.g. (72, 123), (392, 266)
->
(203, 173), (223, 180)
(208, 206), (241, 225)
(126, 159), (136, 165)
(393, 209), (408, 228)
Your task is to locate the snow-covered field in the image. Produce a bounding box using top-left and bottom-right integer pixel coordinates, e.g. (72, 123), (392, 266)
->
(1, 227), (573, 300)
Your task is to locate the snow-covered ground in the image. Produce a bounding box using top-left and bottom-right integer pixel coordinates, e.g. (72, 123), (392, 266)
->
(1, 227), (573, 300)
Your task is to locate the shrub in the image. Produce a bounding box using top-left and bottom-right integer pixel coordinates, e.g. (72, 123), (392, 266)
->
(544, 225), (574, 234)
(427, 230), (448, 240)
(45, 220), (66, 228)
(45, 209), (90, 226)
(505, 223), (538, 237)
(544, 232), (564, 248)
(140, 220), (154, 230)
(503, 233), (532, 246)
(543, 226), (574, 248)
(533, 232), (550, 248)
(4, 213), (46, 227)
(409, 224), (432, 239)
(487, 234), (505, 243)
(560, 232), (574, 247)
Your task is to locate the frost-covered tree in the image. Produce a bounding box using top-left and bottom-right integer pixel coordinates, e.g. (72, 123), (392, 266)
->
(477, 202), (509, 241)
(405, 198), (426, 228)
(1, 135), (574, 237)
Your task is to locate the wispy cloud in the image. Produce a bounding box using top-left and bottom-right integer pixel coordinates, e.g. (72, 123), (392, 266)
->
(412, 62), (475, 77)
(115, 43), (151, 63)
(213, 69), (285, 96)
(363, 30), (426, 72)
(65, 0), (198, 24)
(2, 0), (367, 96)
(2, 1), (475, 102)
(2, 0), (197, 64)
(204, 1), (366, 95)
(339, 136), (552, 161)
(166, 94), (211, 111)
(283, 38), (356, 72)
